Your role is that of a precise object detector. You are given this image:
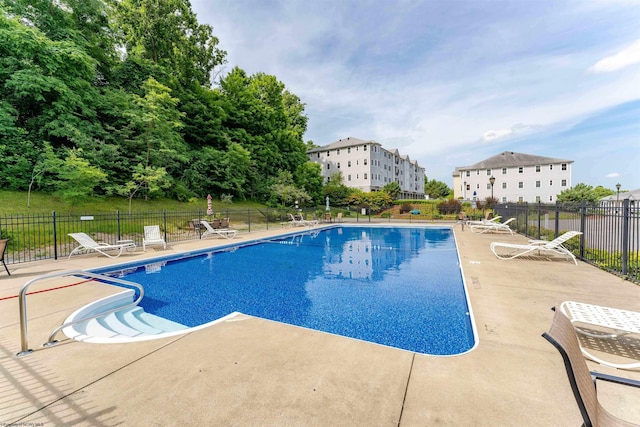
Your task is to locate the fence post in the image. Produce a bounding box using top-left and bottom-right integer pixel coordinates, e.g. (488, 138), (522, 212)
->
(53, 211), (58, 260)
(163, 210), (167, 243)
(621, 198), (630, 276)
(117, 210), (121, 240)
(536, 202), (541, 240)
(247, 209), (251, 232)
(554, 201), (560, 238)
(580, 200), (587, 259)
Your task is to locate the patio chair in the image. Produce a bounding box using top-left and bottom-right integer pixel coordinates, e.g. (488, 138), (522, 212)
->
(467, 215), (502, 226)
(200, 220), (238, 239)
(559, 301), (640, 370)
(143, 225), (166, 251)
(490, 230), (581, 264)
(68, 233), (136, 259)
(542, 309), (640, 427)
(0, 238), (10, 275)
(287, 213), (308, 227)
(470, 217), (515, 234)
(336, 212), (343, 222)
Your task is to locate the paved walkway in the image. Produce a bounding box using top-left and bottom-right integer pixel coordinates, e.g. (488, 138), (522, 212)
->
(1, 224), (639, 426)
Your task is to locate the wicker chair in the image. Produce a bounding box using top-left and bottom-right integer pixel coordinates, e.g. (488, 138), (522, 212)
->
(542, 309), (640, 426)
(0, 238), (10, 275)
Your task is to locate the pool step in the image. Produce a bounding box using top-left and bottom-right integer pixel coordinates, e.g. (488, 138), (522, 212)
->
(62, 294), (189, 343)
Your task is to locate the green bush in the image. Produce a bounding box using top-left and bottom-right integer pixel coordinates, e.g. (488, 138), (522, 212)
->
(399, 202), (413, 214)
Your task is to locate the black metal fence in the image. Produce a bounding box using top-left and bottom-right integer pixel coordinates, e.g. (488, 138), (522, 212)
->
(494, 199), (639, 282)
(2, 201), (638, 283)
(0, 208), (298, 264)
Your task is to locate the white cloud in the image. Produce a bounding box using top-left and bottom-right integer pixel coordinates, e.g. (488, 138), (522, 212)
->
(480, 124), (541, 143)
(588, 39), (640, 73)
(605, 172), (621, 178)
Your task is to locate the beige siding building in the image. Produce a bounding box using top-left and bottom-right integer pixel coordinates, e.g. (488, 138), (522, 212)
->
(307, 137), (426, 199)
(452, 151), (573, 203)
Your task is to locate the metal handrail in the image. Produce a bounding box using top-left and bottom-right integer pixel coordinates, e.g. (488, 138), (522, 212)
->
(17, 270), (144, 357)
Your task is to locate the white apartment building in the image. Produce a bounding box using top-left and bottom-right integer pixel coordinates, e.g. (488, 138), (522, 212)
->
(452, 151), (573, 203)
(307, 137), (426, 199)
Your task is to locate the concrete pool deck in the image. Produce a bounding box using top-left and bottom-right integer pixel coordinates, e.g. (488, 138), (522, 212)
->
(1, 223), (639, 426)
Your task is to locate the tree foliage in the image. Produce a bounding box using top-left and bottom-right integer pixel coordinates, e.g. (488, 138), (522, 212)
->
(557, 183), (614, 204)
(424, 178), (451, 199)
(0, 1), (313, 207)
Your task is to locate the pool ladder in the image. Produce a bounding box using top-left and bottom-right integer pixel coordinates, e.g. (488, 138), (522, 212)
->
(16, 270), (144, 357)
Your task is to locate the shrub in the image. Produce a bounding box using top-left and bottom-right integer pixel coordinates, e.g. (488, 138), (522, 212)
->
(399, 202), (413, 214)
(436, 199), (462, 214)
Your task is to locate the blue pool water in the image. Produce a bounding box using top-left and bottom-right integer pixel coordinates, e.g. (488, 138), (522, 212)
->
(100, 226), (476, 355)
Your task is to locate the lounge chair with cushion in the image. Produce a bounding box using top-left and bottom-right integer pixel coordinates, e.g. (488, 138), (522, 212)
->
(200, 220), (238, 239)
(68, 232), (136, 259)
(490, 230), (581, 264)
(470, 217), (515, 234)
(143, 225), (166, 251)
(0, 238), (10, 275)
(542, 309), (640, 426)
(559, 301), (640, 370)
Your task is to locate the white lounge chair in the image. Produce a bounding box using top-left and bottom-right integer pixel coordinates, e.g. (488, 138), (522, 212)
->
(287, 213), (317, 227)
(490, 230), (582, 264)
(68, 232), (136, 259)
(200, 220), (238, 239)
(470, 217), (515, 234)
(143, 225), (166, 251)
(559, 301), (640, 370)
(467, 215), (502, 226)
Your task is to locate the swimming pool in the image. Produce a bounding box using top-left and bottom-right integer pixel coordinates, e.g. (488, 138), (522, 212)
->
(98, 225), (477, 355)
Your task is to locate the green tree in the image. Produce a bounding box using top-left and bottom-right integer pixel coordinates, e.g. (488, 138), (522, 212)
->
(424, 178), (451, 199)
(295, 162), (324, 205)
(382, 181), (401, 200)
(270, 170), (311, 208)
(116, 163), (170, 213)
(323, 172), (350, 207)
(54, 149), (108, 208)
(557, 183), (603, 204)
(114, 0), (226, 88)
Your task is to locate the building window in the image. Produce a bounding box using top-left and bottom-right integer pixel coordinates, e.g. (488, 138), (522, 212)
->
(363, 145), (367, 151)
(476, 170), (480, 175)
(502, 197), (507, 203)
(549, 180), (553, 186)
(549, 196), (553, 201)
(536, 165), (541, 172)
(348, 175), (351, 181)
(518, 167), (523, 173)
(486, 169), (492, 175)
(536, 196), (541, 202)
(549, 164), (553, 170)
(364, 159), (367, 165)
(466, 184), (470, 191)
(337, 162), (340, 169)
(348, 161), (351, 167)
(502, 182), (507, 189)
(536, 181), (541, 188)
(317, 153), (320, 158)
(476, 184), (480, 189)
(502, 168), (507, 174)
(518, 196), (524, 202)
(337, 149), (340, 155)
(347, 148), (351, 154)
(466, 171), (470, 177)
(561, 179), (567, 186)
(327, 150), (330, 157)
(356, 160), (359, 165)
(486, 183), (491, 190)
(364, 173), (368, 180)
(518, 182), (523, 189)
(561, 163), (567, 170)
(327, 164), (330, 169)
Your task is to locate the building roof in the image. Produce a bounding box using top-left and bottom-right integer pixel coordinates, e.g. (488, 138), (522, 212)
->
(306, 137), (380, 153)
(453, 151), (573, 174)
(600, 188), (640, 201)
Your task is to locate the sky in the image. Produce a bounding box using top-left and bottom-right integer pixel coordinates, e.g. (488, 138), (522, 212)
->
(191, 0), (640, 191)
